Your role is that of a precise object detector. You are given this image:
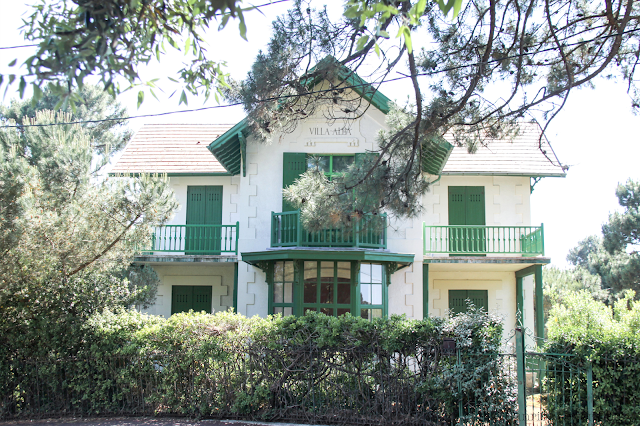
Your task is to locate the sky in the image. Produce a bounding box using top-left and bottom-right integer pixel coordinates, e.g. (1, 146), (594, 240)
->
(2, 1), (640, 268)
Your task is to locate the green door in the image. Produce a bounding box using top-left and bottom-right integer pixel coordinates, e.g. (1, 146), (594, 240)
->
(282, 153), (307, 212)
(449, 289), (488, 316)
(171, 285), (213, 314)
(186, 186), (223, 254)
(448, 186), (486, 254)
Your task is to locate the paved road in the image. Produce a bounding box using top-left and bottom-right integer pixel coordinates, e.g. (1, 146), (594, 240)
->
(0, 418), (309, 426)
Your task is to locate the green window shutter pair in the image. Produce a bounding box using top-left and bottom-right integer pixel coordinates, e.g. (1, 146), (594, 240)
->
(186, 186), (223, 254)
(448, 289), (488, 316)
(171, 286), (212, 315)
(282, 152), (379, 212)
(448, 186), (486, 255)
(187, 186), (223, 225)
(448, 186), (485, 226)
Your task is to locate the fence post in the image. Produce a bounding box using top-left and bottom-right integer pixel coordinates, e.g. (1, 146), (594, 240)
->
(587, 363), (594, 426)
(516, 327), (527, 426)
(457, 347), (463, 423)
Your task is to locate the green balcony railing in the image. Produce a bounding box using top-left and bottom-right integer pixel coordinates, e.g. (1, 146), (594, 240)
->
(423, 224), (544, 256)
(271, 211), (387, 249)
(141, 223), (239, 255)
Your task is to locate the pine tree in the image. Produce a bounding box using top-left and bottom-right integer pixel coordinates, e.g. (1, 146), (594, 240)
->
(568, 180), (640, 298)
(0, 98), (177, 359)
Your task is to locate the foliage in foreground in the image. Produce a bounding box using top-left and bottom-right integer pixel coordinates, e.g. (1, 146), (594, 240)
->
(1, 310), (516, 425)
(0, 108), (177, 361)
(545, 291), (640, 426)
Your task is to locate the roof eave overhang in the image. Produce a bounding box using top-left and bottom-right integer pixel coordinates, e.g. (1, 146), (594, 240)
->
(242, 248), (414, 268)
(440, 172), (567, 178)
(108, 172), (233, 177)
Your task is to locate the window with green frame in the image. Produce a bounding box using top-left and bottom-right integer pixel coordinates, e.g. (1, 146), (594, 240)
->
(307, 155), (355, 181)
(268, 260), (387, 320)
(272, 261), (295, 316)
(359, 263), (384, 320)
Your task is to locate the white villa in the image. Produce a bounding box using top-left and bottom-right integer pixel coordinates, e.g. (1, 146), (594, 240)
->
(110, 65), (565, 343)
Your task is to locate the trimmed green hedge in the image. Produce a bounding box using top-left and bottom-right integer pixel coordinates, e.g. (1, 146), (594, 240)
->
(1, 308), (516, 424)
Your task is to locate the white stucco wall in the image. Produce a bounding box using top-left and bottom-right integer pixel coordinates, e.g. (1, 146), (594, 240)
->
(423, 175), (532, 229)
(141, 102), (539, 326)
(142, 263), (235, 318)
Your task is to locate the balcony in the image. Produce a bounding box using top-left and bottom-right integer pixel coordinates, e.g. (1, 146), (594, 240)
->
(140, 223), (239, 255)
(423, 224), (544, 256)
(271, 211), (387, 249)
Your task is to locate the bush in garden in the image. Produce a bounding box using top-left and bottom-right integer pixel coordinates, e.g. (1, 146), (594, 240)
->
(1, 308), (516, 425)
(545, 290), (640, 426)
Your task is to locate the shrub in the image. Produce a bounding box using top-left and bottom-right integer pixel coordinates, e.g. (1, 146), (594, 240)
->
(1, 309), (516, 425)
(545, 291), (640, 426)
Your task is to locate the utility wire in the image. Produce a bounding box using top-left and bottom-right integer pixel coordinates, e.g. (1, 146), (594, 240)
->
(0, 44), (38, 51)
(1, 23), (638, 129)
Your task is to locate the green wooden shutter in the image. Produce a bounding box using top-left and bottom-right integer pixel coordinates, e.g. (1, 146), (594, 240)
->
(192, 286), (213, 313)
(449, 289), (488, 316)
(187, 186), (206, 225)
(282, 153), (307, 212)
(171, 286), (192, 315)
(171, 285), (213, 314)
(186, 186), (223, 254)
(448, 187), (485, 254)
(448, 187), (467, 225)
(205, 186), (223, 253)
(465, 187), (485, 225)
(467, 290), (488, 312)
(449, 290), (468, 316)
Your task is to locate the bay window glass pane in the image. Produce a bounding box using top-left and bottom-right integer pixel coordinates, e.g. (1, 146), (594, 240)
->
(337, 262), (350, 280)
(304, 261), (316, 280)
(321, 261), (334, 278)
(274, 282), (284, 303)
(321, 307), (333, 316)
(304, 307), (316, 315)
(274, 307), (283, 315)
(371, 284), (383, 305)
(284, 282), (293, 303)
(332, 156), (354, 173)
(360, 284), (372, 305)
(337, 282), (350, 304)
(321, 281), (334, 304)
(284, 261), (295, 281)
(361, 308), (383, 320)
(304, 280), (317, 303)
(283, 307), (293, 316)
(371, 264), (383, 284)
(360, 263), (372, 283)
(274, 261), (284, 283)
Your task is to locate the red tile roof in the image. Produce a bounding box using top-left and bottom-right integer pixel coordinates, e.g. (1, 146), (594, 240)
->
(110, 124), (234, 175)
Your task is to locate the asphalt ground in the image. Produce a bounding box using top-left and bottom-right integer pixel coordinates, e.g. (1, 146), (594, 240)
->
(0, 418), (318, 426)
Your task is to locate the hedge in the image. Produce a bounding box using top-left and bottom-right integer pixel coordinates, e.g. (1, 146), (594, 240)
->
(1, 308), (517, 425)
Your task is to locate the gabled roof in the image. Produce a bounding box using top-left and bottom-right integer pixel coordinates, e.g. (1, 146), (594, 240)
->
(441, 122), (566, 177)
(207, 57), (396, 176)
(109, 124), (234, 176)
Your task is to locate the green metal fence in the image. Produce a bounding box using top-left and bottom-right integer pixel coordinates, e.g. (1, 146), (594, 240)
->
(141, 223), (239, 254)
(0, 329), (605, 425)
(423, 224), (545, 256)
(516, 328), (593, 426)
(271, 210), (387, 249)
